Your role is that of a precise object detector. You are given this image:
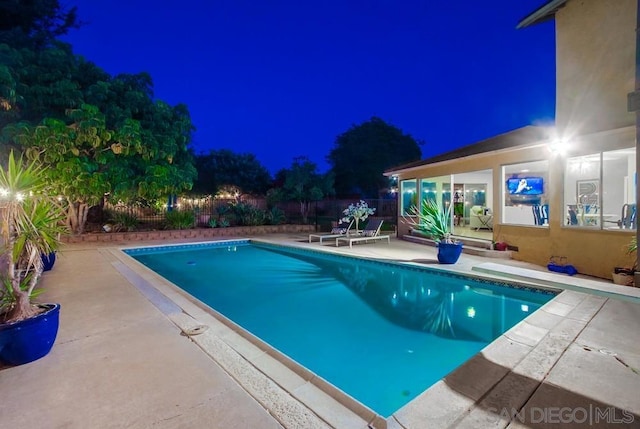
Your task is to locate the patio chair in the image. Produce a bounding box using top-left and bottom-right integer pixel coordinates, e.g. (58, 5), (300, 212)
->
(567, 206), (579, 225)
(620, 203), (637, 229)
(335, 219), (391, 248)
(308, 219), (354, 244)
(532, 204), (549, 225)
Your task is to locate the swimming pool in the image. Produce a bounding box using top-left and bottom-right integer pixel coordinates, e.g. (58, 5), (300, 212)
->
(125, 240), (556, 417)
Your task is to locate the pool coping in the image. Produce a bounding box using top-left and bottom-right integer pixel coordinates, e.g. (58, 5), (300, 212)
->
(108, 238), (638, 429)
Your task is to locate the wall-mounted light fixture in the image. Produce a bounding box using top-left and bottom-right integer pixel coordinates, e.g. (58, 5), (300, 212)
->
(548, 138), (570, 156)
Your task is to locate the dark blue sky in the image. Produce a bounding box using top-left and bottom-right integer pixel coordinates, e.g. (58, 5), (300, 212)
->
(62, 1), (555, 174)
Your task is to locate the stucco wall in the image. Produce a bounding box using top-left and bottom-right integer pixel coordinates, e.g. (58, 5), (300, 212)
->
(555, 0), (636, 136)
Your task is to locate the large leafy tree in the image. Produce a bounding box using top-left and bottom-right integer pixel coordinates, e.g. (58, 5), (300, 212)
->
(0, 2), (197, 232)
(193, 149), (272, 196)
(0, 42), (85, 127)
(327, 117), (422, 198)
(269, 157), (334, 224)
(6, 104), (196, 234)
(6, 104), (141, 233)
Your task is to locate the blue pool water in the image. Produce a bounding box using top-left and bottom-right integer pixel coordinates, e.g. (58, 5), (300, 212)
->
(126, 241), (556, 417)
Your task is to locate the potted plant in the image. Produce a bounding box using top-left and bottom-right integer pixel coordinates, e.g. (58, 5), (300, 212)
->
(612, 237), (636, 286)
(0, 151), (67, 365)
(404, 199), (463, 264)
(341, 200), (376, 233)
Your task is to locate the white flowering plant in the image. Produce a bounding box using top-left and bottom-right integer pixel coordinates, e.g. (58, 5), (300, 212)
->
(341, 200), (376, 231)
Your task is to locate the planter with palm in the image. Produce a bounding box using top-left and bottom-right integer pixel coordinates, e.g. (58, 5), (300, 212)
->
(404, 199), (463, 264)
(612, 237), (637, 286)
(0, 152), (67, 365)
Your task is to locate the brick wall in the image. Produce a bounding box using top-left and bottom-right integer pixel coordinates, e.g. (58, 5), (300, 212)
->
(62, 224), (316, 243)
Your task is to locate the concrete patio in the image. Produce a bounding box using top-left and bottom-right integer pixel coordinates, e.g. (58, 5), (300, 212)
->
(1, 234), (639, 428)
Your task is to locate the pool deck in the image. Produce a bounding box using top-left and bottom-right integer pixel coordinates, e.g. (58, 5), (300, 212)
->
(1, 234), (639, 428)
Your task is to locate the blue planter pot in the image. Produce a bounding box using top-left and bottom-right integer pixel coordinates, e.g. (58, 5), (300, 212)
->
(41, 252), (56, 272)
(437, 242), (463, 264)
(0, 303), (60, 366)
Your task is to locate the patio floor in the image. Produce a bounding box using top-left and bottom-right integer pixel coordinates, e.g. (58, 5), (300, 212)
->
(1, 234), (638, 428)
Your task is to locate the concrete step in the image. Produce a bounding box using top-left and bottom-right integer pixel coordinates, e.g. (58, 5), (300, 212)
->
(402, 234), (513, 260)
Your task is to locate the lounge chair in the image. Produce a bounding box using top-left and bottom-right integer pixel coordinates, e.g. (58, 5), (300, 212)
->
(308, 219), (354, 244)
(335, 219), (391, 248)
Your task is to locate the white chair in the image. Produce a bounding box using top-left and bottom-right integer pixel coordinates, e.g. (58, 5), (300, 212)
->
(335, 219), (391, 248)
(308, 219), (354, 244)
(469, 206), (493, 230)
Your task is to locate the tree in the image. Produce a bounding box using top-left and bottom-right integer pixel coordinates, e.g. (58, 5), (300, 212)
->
(269, 157), (334, 224)
(0, 151), (67, 323)
(5, 104), (195, 234)
(0, 0), (81, 49)
(192, 149), (272, 196)
(327, 117), (422, 198)
(0, 1), (197, 233)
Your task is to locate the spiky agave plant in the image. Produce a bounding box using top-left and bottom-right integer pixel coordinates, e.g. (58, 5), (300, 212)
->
(404, 198), (455, 244)
(0, 151), (67, 323)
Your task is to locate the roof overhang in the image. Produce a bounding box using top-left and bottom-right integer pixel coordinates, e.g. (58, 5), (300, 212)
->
(384, 140), (550, 177)
(384, 125), (551, 176)
(517, 0), (567, 29)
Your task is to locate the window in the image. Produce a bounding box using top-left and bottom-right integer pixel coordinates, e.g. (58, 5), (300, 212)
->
(564, 154), (601, 228)
(400, 179), (417, 215)
(565, 148), (636, 230)
(502, 161), (549, 227)
(602, 148), (636, 230)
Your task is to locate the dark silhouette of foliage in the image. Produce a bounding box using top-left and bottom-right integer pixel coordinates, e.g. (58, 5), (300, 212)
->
(268, 157), (334, 224)
(193, 149), (272, 196)
(0, 1), (197, 233)
(327, 116), (422, 198)
(0, 0), (82, 49)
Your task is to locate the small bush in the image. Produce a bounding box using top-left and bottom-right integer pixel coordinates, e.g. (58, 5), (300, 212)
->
(267, 207), (286, 225)
(230, 201), (265, 226)
(164, 210), (195, 230)
(207, 218), (218, 228)
(105, 209), (139, 232)
(215, 204), (230, 216)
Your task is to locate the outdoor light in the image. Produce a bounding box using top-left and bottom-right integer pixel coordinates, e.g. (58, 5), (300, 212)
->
(548, 138), (570, 155)
(521, 304), (529, 312)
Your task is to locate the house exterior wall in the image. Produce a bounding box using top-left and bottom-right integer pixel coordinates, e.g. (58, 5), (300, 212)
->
(395, 126), (635, 279)
(393, 0), (639, 280)
(555, 0), (636, 136)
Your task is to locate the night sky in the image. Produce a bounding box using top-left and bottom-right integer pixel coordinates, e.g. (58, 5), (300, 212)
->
(61, 0), (556, 174)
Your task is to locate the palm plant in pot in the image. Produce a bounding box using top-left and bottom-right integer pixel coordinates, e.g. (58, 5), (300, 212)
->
(612, 237), (637, 286)
(0, 152), (67, 365)
(404, 199), (463, 264)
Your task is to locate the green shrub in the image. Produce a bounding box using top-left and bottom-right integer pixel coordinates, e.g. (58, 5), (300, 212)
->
(230, 201), (265, 226)
(105, 209), (139, 232)
(207, 218), (218, 228)
(267, 207), (286, 225)
(164, 210), (195, 230)
(215, 204), (230, 216)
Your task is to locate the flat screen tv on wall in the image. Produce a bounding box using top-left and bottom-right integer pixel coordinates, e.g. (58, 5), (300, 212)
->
(507, 177), (544, 205)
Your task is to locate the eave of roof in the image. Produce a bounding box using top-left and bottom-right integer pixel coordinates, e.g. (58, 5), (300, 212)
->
(516, 0), (567, 29)
(385, 125), (549, 175)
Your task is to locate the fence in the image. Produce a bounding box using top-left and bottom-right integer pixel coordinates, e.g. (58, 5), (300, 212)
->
(98, 197), (398, 232)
